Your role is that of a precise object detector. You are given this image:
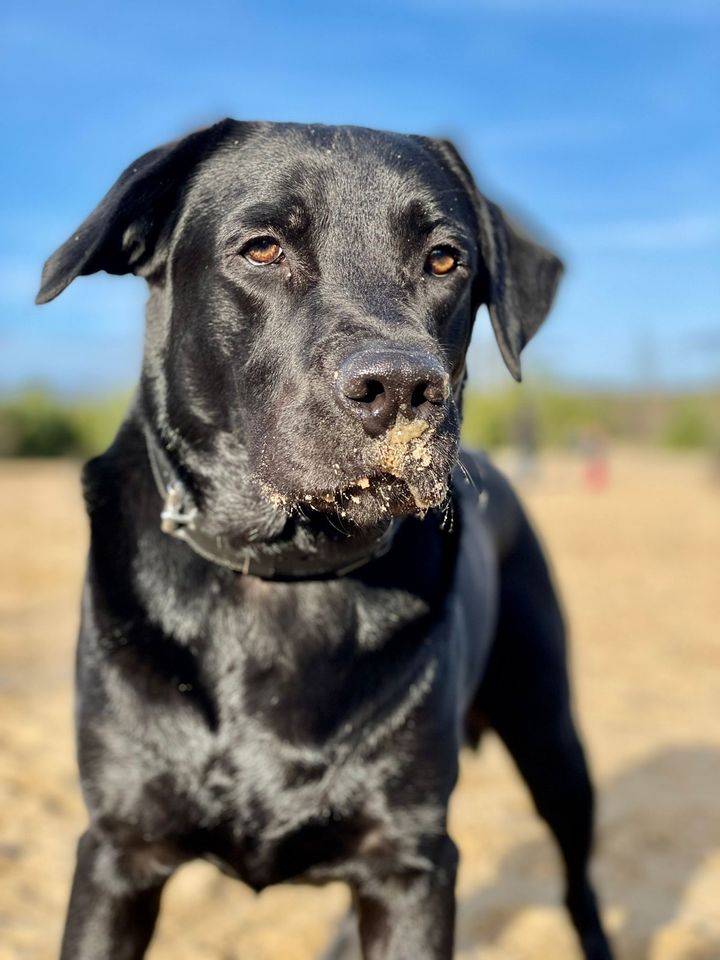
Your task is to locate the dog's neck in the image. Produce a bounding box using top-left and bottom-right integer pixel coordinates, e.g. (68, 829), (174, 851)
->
(141, 421), (400, 581)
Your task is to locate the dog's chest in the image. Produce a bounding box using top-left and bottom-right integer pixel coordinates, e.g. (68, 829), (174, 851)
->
(189, 655), (445, 888)
(134, 717), (428, 892)
(194, 753), (399, 890)
(97, 578), (451, 890)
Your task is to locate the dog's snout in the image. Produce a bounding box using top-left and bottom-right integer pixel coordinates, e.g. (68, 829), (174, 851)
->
(336, 349), (449, 437)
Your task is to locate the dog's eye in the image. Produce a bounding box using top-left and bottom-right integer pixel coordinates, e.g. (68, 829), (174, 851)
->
(426, 247), (458, 276)
(242, 237), (284, 265)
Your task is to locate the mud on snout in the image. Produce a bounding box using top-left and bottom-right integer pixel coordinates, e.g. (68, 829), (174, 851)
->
(265, 414), (460, 529)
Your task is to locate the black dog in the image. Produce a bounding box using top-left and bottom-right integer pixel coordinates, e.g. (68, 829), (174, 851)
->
(37, 120), (612, 960)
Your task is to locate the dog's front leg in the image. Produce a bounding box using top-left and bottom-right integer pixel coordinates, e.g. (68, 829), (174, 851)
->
(60, 830), (176, 960)
(355, 835), (458, 960)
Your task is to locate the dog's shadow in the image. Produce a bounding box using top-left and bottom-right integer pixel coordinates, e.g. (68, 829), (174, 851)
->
(322, 745), (720, 959)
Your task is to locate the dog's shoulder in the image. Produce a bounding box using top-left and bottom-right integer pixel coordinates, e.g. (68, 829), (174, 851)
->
(79, 416), (161, 601)
(454, 448), (526, 562)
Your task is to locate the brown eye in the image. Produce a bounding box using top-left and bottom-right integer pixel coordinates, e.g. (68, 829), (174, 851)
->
(242, 237), (284, 265)
(426, 247), (458, 276)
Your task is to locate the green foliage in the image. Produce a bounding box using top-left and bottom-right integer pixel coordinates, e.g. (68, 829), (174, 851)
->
(0, 391), (81, 456)
(0, 390), (130, 458)
(461, 387), (720, 451)
(462, 387), (619, 449)
(461, 390), (521, 450)
(663, 404), (712, 449)
(0, 385), (717, 458)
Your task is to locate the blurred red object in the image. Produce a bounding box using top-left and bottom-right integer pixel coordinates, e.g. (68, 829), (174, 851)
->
(584, 458), (610, 490)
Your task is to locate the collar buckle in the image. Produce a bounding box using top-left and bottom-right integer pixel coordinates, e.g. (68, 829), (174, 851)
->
(160, 480), (198, 535)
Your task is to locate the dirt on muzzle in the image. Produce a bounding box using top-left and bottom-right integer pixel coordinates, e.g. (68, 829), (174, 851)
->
(377, 417), (448, 511)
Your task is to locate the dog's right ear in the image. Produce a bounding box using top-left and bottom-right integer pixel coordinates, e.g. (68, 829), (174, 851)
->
(36, 118), (239, 305)
(422, 137), (563, 382)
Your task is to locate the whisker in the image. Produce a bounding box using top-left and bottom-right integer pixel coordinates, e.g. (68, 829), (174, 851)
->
(439, 494), (454, 533)
(457, 459), (478, 493)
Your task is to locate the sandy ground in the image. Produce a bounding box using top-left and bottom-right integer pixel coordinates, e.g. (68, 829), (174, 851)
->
(1, 450), (719, 960)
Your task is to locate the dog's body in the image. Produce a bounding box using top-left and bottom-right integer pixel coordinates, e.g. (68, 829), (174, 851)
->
(38, 121), (612, 959)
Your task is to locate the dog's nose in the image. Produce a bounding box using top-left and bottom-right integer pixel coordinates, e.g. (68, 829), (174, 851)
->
(336, 349), (449, 437)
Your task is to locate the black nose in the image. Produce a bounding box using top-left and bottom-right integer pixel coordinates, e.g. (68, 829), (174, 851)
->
(336, 349), (450, 437)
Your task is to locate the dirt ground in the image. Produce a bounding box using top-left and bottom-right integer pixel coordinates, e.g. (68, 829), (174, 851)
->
(1, 449), (718, 960)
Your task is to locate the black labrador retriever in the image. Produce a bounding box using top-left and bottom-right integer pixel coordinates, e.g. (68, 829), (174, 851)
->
(37, 119), (613, 960)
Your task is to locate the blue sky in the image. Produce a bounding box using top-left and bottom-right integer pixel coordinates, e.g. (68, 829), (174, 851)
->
(1, 0), (718, 393)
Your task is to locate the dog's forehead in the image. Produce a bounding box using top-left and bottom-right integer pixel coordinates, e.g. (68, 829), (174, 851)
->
(194, 123), (470, 227)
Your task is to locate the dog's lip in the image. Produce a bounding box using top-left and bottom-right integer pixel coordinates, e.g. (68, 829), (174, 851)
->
(264, 470), (416, 512)
(283, 468), (452, 520)
(297, 471), (399, 505)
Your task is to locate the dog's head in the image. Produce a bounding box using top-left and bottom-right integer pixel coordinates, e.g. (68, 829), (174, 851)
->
(38, 120), (561, 535)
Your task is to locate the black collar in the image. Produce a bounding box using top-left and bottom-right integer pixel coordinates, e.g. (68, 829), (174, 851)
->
(144, 429), (398, 581)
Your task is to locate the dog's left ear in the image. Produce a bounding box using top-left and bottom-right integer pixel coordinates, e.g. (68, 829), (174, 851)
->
(36, 118), (239, 304)
(426, 139), (564, 381)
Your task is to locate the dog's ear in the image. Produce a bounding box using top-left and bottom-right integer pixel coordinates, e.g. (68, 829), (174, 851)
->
(36, 118), (239, 305)
(427, 139), (564, 381)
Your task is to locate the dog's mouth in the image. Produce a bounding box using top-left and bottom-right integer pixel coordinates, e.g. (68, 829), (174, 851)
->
(263, 417), (457, 528)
